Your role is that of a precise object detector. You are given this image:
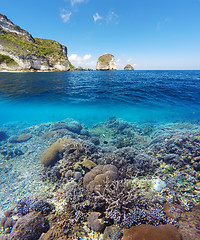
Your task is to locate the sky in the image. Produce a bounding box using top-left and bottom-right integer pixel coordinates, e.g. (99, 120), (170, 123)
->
(1, 0), (200, 70)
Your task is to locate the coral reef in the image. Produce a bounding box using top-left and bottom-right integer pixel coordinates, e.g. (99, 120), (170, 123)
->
(15, 197), (53, 216)
(74, 158), (97, 170)
(40, 203), (86, 239)
(1, 118), (200, 239)
(177, 205), (200, 240)
(121, 204), (169, 228)
(122, 224), (182, 240)
(0, 198), (53, 239)
(98, 148), (158, 177)
(87, 212), (104, 232)
(40, 138), (75, 166)
(9, 133), (32, 143)
(0, 216), (16, 234)
(89, 117), (151, 148)
(42, 129), (72, 140)
(58, 139), (104, 182)
(103, 225), (123, 240)
(50, 120), (83, 134)
(148, 127), (200, 168)
(83, 165), (118, 192)
(0, 147), (24, 159)
(0, 131), (8, 142)
(91, 179), (171, 227)
(9, 211), (49, 240)
(65, 121), (83, 134)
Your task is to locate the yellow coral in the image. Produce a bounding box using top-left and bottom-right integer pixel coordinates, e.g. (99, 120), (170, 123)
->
(74, 157), (96, 170)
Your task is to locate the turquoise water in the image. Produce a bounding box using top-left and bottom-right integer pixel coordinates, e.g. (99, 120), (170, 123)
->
(0, 70), (200, 126)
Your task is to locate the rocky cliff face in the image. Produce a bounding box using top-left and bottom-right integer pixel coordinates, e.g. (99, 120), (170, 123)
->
(96, 53), (117, 71)
(0, 13), (70, 71)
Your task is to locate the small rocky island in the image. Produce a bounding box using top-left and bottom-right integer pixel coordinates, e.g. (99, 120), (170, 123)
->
(96, 53), (117, 71)
(0, 13), (70, 71)
(124, 64), (134, 70)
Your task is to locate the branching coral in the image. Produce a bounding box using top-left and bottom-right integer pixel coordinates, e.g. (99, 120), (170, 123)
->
(98, 147), (158, 177)
(94, 180), (139, 220)
(92, 180), (172, 227)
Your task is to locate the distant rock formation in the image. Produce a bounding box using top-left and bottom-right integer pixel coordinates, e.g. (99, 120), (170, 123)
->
(124, 64), (134, 70)
(69, 65), (93, 71)
(0, 13), (70, 71)
(96, 53), (117, 71)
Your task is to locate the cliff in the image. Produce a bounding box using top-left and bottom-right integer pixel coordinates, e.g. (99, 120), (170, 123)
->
(124, 64), (134, 70)
(0, 13), (70, 71)
(96, 53), (116, 71)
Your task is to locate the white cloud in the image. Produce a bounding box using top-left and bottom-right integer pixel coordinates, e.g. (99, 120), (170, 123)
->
(93, 11), (119, 25)
(69, 54), (93, 67)
(60, 9), (72, 23)
(106, 11), (119, 24)
(114, 57), (137, 70)
(93, 13), (102, 22)
(83, 54), (91, 60)
(116, 60), (120, 67)
(70, 0), (87, 6)
(69, 54), (81, 62)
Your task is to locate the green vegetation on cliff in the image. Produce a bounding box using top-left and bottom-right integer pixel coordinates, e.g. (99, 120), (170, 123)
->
(69, 61), (75, 70)
(0, 29), (66, 63)
(98, 53), (114, 65)
(124, 64), (134, 70)
(0, 54), (18, 66)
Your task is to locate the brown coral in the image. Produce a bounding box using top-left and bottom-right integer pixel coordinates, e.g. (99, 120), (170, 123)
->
(177, 205), (200, 240)
(83, 164), (118, 193)
(9, 212), (49, 240)
(122, 224), (181, 240)
(40, 138), (75, 166)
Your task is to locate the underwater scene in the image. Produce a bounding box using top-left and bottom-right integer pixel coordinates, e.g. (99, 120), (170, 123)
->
(0, 70), (200, 239)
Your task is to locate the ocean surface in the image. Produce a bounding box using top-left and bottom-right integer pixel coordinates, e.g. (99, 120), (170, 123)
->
(0, 70), (200, 126)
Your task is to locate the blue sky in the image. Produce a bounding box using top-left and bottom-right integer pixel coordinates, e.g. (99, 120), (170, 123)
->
(1, 0), (200, 70)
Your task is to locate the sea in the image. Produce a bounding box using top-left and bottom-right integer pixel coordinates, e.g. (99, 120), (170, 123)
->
(0, 70), (200, 126)
(0, 70), (200, 239)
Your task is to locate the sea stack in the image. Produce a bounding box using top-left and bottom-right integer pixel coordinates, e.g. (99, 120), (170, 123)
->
(124, 64), (134, 70)
(96, 53), (117, 71)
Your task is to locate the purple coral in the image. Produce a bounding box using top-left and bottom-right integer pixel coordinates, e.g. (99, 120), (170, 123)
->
(15, 198), (53, 216)
(121, 203), (168, 228)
